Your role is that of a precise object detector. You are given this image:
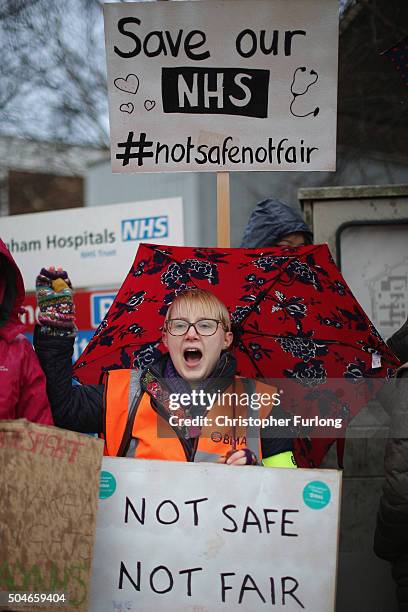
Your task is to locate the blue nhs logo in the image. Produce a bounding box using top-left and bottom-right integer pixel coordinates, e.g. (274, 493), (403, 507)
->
(121, 216), (168, 241)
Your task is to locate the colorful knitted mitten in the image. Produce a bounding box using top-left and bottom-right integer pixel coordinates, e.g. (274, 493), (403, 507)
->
(35, 268), (76, 336)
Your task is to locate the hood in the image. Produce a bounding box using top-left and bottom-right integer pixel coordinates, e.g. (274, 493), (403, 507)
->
(240, 198), (313, 248)
(0, 238), (26, 340)
(388, 317), (408, 364)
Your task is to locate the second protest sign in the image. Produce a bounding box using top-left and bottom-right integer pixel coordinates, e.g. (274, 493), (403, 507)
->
(90, 459), (341, 611)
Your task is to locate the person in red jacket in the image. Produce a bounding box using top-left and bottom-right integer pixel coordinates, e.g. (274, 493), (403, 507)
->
(0, 238), (53, 424)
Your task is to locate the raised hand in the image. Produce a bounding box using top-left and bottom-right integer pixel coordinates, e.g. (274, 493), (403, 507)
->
(35, 267), (76, 334)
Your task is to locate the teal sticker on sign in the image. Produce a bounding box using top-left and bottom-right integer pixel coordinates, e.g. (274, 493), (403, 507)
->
(303, 481), (331, 510)
(99, 471), (117, 499)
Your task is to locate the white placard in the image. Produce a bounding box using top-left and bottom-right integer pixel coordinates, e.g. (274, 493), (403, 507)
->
(104, 0), (338, 173)
(0, 199), (183, 291)
(90, 459), (341, 611)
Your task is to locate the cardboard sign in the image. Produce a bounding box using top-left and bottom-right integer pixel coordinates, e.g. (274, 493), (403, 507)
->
(0, 198), (184, 291)
(90, 458), (341, 611)
(0, 420), (104, 611)
(104, 0), (338, 173)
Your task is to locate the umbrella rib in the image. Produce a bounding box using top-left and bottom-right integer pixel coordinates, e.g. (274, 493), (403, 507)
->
(235, 340), (264, 377)
(242, 330), (394, 361)
(244, 330), (348, 343)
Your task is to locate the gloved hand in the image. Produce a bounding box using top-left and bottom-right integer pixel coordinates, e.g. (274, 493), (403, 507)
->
(35, 267), (76, 336)
(224, 448), (258, 466)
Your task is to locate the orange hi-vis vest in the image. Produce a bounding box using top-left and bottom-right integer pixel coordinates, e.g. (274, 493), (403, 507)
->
(103, 369), (276, 462)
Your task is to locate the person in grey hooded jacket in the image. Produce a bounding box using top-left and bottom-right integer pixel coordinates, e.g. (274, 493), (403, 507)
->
(374, 318), (408, 612)
(240, 198), (313, 248)
(239, 197), (313, 466)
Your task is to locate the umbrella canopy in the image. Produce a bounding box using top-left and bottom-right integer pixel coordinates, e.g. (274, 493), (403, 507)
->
(74, 243), (399, 466)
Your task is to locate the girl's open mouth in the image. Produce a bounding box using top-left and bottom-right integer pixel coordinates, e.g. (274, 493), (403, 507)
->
(183, 348), (203, 366)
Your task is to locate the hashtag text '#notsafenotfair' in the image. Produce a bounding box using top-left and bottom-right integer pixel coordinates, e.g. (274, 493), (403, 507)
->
(116, 132), (318, 167)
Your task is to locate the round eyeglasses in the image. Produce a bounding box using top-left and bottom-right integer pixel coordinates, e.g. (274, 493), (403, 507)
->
(165, 318), (223, 336)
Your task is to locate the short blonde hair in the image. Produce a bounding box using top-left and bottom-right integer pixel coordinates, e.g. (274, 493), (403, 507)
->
(165, 289), (231, 331)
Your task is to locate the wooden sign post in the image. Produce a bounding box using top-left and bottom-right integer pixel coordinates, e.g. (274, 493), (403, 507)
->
(217, 172), (230, 247)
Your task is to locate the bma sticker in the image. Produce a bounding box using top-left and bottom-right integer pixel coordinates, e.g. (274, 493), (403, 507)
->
(99, 471), (117, 500)
(303, 481), (331, 510)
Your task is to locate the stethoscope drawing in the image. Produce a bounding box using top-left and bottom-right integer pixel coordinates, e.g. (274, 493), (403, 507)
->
(290, 67), (320, 118)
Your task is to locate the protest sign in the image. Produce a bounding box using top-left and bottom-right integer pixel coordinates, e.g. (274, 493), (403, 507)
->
(0, 419), (104, 611)
(90, 458), (341, 611)
(104, 0), (338, 173)
(0, 198), (183, 291)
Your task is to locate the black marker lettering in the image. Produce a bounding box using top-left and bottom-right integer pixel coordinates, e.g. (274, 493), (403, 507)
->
(282, 576), (305, 608)
(220, 572), (235, 602)
(118, 560), (140, 591)
(239, 574), (266, 604)
(125, 497), (145, 524)
(150, 566), (173, 594)
(222, 504), (238, 532)
(179, 567), (203, 596)
(114, 17), (141, 58)
(156, 500), (180, 525)
(184, 497), (209, 526)
(281, 509), (299, 537)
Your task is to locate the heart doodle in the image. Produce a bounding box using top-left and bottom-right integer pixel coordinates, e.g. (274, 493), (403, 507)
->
(144, 100), (156, 111)
(120, 103), (134, 114)
(114, 74), (139, 95)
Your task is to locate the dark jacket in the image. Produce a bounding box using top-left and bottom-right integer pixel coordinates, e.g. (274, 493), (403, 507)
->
(374, 321), (408, 611)
(240, 198), (313, 248)
(0, 240), (52, 424)
(388, 318), (408, 365)
(33, 327), (293, 460)
(33, 327), (103, 433)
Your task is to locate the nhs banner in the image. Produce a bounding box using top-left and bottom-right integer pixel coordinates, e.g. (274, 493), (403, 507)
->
(0, 198), (183, 291)
(122, 216), (168, 242)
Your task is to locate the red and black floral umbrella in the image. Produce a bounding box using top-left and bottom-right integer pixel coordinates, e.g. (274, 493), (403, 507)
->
(73, 243), (399, 467)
